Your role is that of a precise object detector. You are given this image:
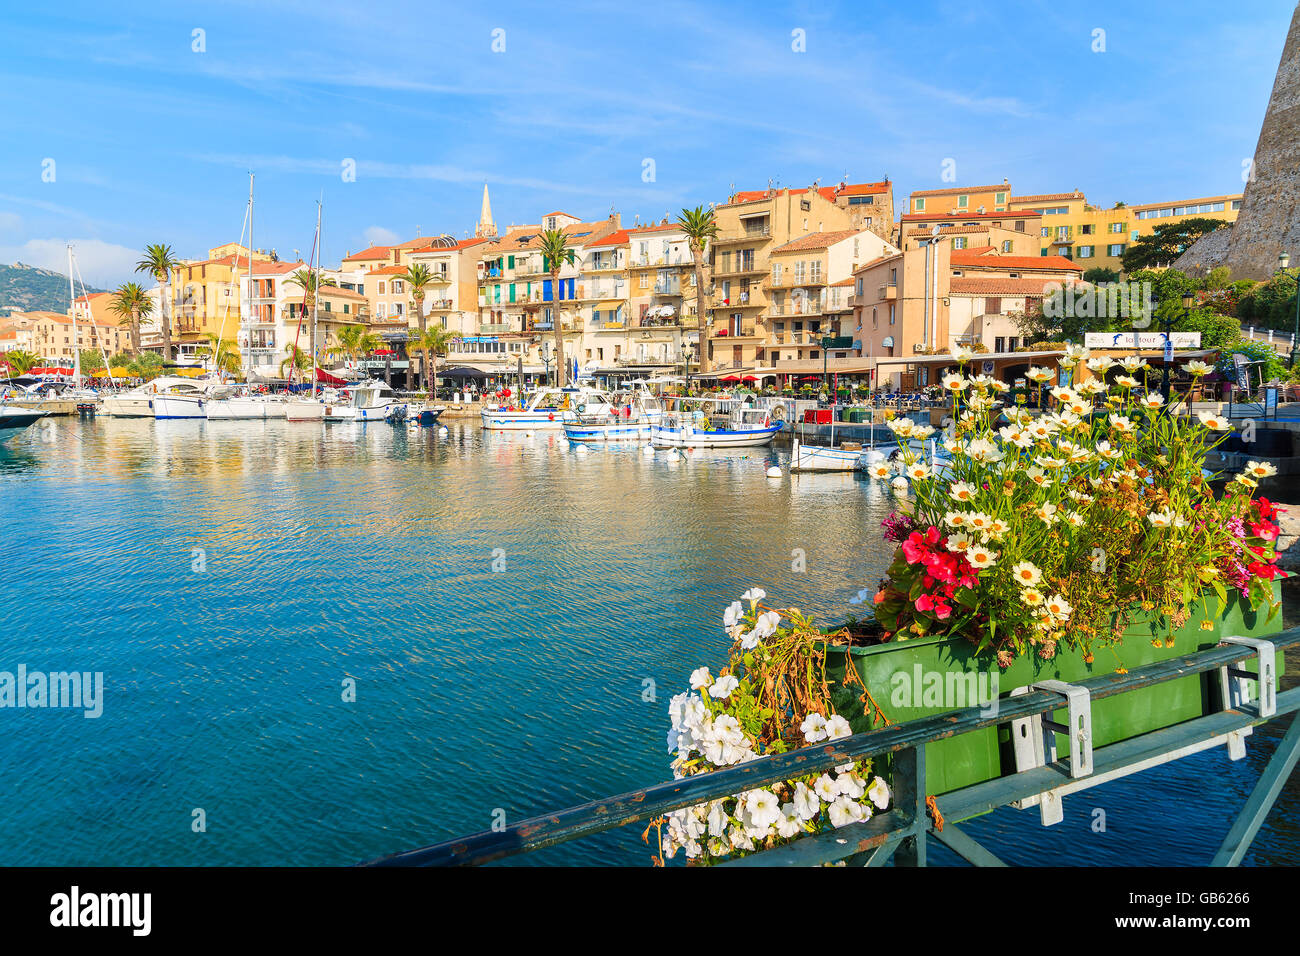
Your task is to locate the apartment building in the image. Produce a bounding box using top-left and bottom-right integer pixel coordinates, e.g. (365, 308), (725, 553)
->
(762, 229), (897, 372)
(238, 262), (370, 378)
(70, 292), (133, 354)
(169, 244), (275, 355)
(5, 310), (131, 363)
(852, 243), (1082, 389)
(908, 181), (1014, 215)
(1010, 191), (1244, 271)
(404, 236), (491, 336)
(899, 222), (1037, 255)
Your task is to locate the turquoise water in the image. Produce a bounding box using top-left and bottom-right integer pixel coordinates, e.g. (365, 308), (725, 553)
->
(0, 417), (1295, 866)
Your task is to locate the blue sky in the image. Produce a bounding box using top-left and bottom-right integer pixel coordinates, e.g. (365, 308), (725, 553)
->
(0, 0), (1291, 287)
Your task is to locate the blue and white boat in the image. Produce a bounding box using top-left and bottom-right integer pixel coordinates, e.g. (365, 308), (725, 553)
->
(650, 400), (780, 449)
(348, 380), (403, 422)
(562, 388), (664, 442)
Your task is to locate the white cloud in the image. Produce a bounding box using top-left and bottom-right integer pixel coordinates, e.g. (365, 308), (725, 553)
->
(363, 226), (400, 247)
(0, 238), (140, 289)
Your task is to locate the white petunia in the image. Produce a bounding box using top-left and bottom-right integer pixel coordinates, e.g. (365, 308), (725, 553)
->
(800, 712), (828, 742)
(708, 675), (740, 699)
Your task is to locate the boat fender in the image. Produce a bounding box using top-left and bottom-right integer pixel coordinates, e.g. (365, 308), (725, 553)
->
(577, 403), (587, 414)
(766, 466), (783, 478)
(548, 412), (555, 421)
(769, 402), (788, 422)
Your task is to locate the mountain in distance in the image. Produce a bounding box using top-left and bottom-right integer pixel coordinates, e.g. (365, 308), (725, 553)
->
(0, 261), (107, 314)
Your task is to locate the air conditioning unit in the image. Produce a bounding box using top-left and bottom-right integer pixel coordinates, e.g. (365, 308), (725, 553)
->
(913, 343), (927, 353)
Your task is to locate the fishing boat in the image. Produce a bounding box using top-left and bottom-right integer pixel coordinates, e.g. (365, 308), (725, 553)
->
(481, 386), (594, 430)
(790, 406), (880, 473)
(650, 398), (781, 448)
(0, 381), (80, 416)
(562, 388), (663, 442)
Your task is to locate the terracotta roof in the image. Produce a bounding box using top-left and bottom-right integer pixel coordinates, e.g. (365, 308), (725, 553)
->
(485, 226), (544, 253)
(836, 181), (890, 197)
(852, 253), (903, 275)
(588, 229), (632, 248)
(519, 220), (618, 250)
(247, 261), (303, 276)
(830, 277), (855, 287)
(904, 225), (1012, 236)
(901, 210), (1040, 222)
(771, 229), (863, 253)
(952, 245), (996, 256)
(343, 245), (392, 261)
(319, 285), (367, 300)
(543, 211), (576, 218)
(628, 222), (683, 235)
(951, 251), (1082, 272)
(366, 265), (409, 276)
(1010, 192), (1085, 204)
(949, 276), (1069, 296)
(910, 183), (1011, 199)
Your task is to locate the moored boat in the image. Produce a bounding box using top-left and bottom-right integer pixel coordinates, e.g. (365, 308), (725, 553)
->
(481, 386), (594, 430)
(650, 399), (780, 448)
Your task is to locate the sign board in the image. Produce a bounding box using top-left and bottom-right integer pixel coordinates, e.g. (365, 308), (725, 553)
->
(821, 336), (854, 349)
(1265, 386), (1279, 417)
(1083, 332), (1201, 349)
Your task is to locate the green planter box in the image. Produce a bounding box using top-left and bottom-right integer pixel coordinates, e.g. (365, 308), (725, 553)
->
(825, 582), (1283, 796)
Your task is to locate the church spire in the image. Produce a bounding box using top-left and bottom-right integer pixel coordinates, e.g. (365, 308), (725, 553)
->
(475, 183), (497, 239)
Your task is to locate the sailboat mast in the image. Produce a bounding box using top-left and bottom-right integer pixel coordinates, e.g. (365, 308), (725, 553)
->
(312, 199), (321, 399)
(245, 172), (254, 382)
(67, 244), (81, 388)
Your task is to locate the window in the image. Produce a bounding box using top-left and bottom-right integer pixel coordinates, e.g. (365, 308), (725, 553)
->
(1080, 224), (1095, 235)
(1109, 222), (1124, 233)
(855, 277), (863, 296)
(377, 304), (386, 317)
(953, 237), (967, 249)
(889, 304), (895, 325)
(995, 192), (1006, 204)
(872, 307), (878, 328)
(958, 195), (968, 208)
(1108, 243), (1126, 257)
(1040, 227), (1050, 238)
(915, 198), (926, 211)
(772, 263), (782, 284)
(378, 281), (386, 294)
(1077, 246), (1094, 258)
(639, 273), (649, 289)
(995, 336), (1005, 353)
(393, 280), (404, 293)
(810, 260), (821, 282)
(1002, 241), (1013, 253)
(985, 298), (1002, 314)
(848, 196), (874, 205)
(1055, 226), (1069, 241)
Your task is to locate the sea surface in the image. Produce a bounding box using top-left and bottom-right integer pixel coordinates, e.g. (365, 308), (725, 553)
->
(0, 416), (1295, 866)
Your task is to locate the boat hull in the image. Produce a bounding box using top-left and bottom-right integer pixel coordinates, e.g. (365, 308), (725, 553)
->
(790, 439), (862, 472)
(651, 423), (780, 448)
(563, 419), (654, 442)
(284, 400), (327, 422)
(0, 407), (49, 437)
(481, 409), (565, 430)
(102, 395), (155, 417)
(153, 396), (206, 419)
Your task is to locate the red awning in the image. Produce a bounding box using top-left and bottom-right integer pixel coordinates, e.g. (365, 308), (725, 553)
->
(720, 374), (741, 382)
(30, 367), (75, 375)
(316, 368), (348, 385)
(373, 348), (396, 356)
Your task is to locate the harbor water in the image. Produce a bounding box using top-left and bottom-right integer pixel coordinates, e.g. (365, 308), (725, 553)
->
(0, 417), (1296, 866)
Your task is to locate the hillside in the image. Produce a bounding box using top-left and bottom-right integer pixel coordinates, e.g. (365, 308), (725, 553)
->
(0, 262), (107, 314)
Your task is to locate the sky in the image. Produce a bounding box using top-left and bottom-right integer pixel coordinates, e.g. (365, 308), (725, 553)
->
(0, 0), (1292, 288)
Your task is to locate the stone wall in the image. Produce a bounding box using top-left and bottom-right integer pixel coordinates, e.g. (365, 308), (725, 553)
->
(1223, 2), (1300, 280)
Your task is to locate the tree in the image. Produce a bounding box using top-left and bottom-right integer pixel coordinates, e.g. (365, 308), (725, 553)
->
(279, 343), (311, 380)
(1237, 272), (1298, 331)
(79, 349), (105, 374)
(1120, 218), (1224, 271)
(135, 244), (179, 360)
(199, 332), (241, 378)
(2, 349), (42, 375)
(290, 269), (336, 381)
(1082, 267), (1120, 285)
(328, 324), (365, 367)
(676, 205), (719, 384)
(401, 262), (436, 384)
(408, 325), (453, 393)
(108, 282), (154, 356)
(538, 229), (575, 387)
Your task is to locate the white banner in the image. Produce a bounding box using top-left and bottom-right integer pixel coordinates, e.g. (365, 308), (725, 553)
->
(1083, 332), (1202, 349)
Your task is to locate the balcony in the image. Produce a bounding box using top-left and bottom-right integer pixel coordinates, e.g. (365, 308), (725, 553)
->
(879, 284), (898, 300)
(712, 324), (758, 338)
(652, 279), (682, 295)
(480, 322), (511, 334)
(711, 292), (763, 308)
(769, 275), (825, 289)
(712, 227), (771, 245)
(712, 265), (764, 278)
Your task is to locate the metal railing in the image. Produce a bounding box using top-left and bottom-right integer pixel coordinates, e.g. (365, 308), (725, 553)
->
(364, 627), (1299, 867)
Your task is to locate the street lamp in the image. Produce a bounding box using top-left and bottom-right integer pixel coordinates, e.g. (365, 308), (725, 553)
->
(1279, 252), (1300, 368)
(1159, 291), (1195, 397)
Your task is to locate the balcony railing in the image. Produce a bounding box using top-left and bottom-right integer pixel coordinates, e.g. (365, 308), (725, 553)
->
(713, 325), (757, 338)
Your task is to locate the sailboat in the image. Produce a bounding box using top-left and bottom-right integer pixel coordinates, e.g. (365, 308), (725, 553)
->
(284, 198), (330, 423)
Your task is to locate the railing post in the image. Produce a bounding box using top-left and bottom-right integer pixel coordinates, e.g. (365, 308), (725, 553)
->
(892, 745), (928, 866)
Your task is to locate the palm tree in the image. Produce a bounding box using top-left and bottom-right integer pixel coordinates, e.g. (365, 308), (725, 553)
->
(108, 282), (154, 356)
(401, 263), (436, 385)
(408, 325), (453, 394)
(676, 206), (719, 385)
(327, 324), (365, 368)
(2, 349), (41, 376)
(538, 228), (575, 387)
(279, 343), (311, 381)
(135, 244), (178, 361)
(290, 269), (337, 381)
(199, 332), (241, 379)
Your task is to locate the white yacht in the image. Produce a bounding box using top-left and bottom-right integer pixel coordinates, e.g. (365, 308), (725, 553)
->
(345, 380), (402, 423)
(0, 404), (49, 439)
(152, 380), (232, 419)
(204, 388), (287, 420)
(100, 377), (201, 417)
(481, 386), (595, 430)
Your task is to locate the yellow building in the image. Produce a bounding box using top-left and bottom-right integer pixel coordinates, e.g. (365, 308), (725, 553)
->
(908, 181), (1014, 215)
(170, 244), (274, 356)
(1009, 191), (1244, 272)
